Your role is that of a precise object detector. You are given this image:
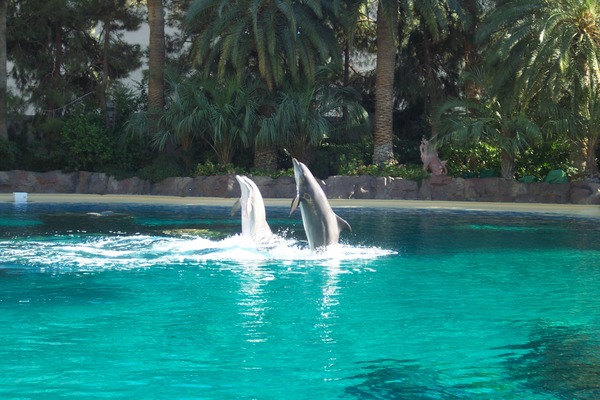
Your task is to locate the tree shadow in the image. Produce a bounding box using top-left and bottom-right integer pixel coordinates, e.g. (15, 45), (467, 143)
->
(498, 322), (600, 399)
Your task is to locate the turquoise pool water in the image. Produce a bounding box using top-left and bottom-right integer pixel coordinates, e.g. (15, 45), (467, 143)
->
(1, 202), (599, 399)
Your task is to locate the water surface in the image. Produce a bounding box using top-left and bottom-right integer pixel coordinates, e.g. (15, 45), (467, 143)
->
(1, 203), (599, 399)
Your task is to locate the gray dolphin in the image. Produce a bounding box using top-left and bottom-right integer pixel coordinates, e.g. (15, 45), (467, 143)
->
(232, 175), (272, 243)
(289, 158), (351, 251)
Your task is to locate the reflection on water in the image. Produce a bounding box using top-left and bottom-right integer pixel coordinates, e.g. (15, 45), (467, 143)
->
(500, 322), (600, 399)
(344, 359), (469, 399)
(234, 263), (275, 344)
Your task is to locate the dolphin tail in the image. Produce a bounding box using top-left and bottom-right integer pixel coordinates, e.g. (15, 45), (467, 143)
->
(336, 214), (352, 232)
(289, 195), (300, 217)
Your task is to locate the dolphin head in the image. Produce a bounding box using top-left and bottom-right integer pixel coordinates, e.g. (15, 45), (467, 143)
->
(233, 175), (272, 242)
(235, 175), (252, 200)
(292, 158), (321, 199)
(292, 158), (307, 189)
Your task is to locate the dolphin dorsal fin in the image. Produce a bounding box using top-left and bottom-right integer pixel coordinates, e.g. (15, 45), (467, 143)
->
(289, 195), (300, 217)
(336, 214), (352, 232)
(231, 198), (241, 216)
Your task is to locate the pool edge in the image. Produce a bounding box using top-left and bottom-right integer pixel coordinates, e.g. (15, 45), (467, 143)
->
(1, 193), (599, 218)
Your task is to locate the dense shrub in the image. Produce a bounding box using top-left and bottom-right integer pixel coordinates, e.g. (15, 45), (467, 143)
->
(195, 160), (237, 176)
(58, 115), (113, 171)
(0, 138), (18, 170)
(438, 142), (501, 178)
(137, 155), (186, 183)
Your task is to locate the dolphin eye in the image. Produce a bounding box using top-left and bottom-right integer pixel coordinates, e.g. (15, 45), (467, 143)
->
(302, 193), (312, 202)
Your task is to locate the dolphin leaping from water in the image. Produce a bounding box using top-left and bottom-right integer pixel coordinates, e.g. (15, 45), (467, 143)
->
(289, 158), (351, 252)
(232, 175), (272, 243)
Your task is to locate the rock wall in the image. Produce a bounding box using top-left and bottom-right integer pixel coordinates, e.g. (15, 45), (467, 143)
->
(1, 170), (599, 205)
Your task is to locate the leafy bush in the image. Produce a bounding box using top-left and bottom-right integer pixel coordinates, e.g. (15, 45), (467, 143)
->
(310, 139), (372, 177)
(514, 138), (575, 180)
(58, 114), (114, 171)
(249, 167), (294, 179)
(195, 160), (238, 176)
(337, 155), (429, 180)
(438, 142), (501, 178)
(0, 138), (18, 170)
(138, 156), (186, 182)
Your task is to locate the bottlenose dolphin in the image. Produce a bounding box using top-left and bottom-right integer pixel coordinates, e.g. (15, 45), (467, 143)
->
(289, 158), (351, 251)
(232, 175), (272, 243)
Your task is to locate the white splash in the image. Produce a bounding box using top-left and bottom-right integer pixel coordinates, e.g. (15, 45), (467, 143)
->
(0, 233), (396, 273)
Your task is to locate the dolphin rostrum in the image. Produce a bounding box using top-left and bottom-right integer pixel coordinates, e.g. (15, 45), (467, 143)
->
(232, 175), (272, 243)
(289, 158), (351, 251)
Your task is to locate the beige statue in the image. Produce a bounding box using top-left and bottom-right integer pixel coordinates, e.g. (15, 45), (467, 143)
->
(420, 138), (447, 175)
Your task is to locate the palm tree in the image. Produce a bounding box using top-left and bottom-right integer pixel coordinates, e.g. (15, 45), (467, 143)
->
(372, 0), (398, 167)
(477, 0), (600, 177)
(186, 0), (341, 170)
(147, 0), (165, 132)
(435, 69), (542, 179)
(372, 0), (472, 166)
(258, 69), (369, 163)
(157, 72), (260, 166)
(186, 0), (340, 91)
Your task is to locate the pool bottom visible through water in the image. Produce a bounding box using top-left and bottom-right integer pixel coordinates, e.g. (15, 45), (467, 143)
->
(0, 202), (599, 399)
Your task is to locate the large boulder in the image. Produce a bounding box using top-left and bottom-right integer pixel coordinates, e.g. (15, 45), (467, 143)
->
(5, 170), (38, 192)
(325, 175), (375, 199)
(107, 176), (151, 195)
(420, 175), (465, 201)
(151, 176), (194, 196)
(250, 175), (295, 198)
(77, 171), (109, 194)
(35, 170), (77, 193)
(192, 175), (238, 197)
(569, 181), (600, 205)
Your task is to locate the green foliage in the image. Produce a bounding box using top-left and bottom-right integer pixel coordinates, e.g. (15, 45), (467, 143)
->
(256, 67), (370, 162)
(186, 0), (341, 90)
(477, 0), (600, 176)
(337, 155), (429, 180)
(249, 167), (294, 179)
(5, 0), (598, 183)
(514, 138), (576, 180)
(195, 160), (238, 176)
(58, 114), (113, 171)
(194, 159), (294, 178)
(137, 156), (186, 183)
(8, 0), (144, 114)
(397, 165), (431, 181)
(0, 138), (18, 170)
(435, 67), (543, 178)
(438, 142), (501, 178)
(312, 139), (373, 177)
(158, 71), (260, 165)
(337, 157), (379, 176)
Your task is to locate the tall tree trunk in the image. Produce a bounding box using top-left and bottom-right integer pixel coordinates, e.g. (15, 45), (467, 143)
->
(101, 16), (111, 128)
(343, 41), (350, 87)
(373, 1), (398, 167)
(0, 0), (7, 141)
(500, 149), (515, 179)
(583, 136), (599, 177)
(147, 0), (165, 133)
(422, 30), (438, 136)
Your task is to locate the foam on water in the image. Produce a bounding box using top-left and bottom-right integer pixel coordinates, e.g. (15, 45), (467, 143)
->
(0, 232), (396, 273)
